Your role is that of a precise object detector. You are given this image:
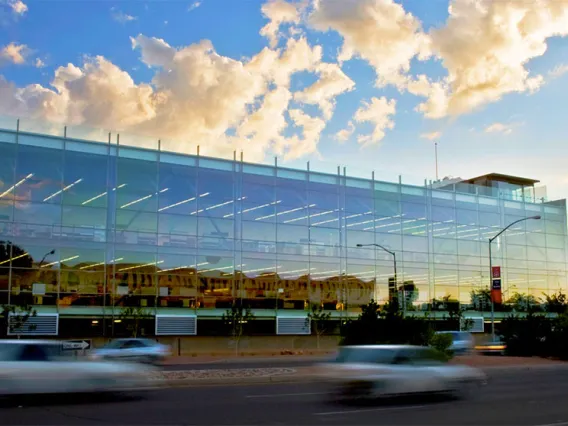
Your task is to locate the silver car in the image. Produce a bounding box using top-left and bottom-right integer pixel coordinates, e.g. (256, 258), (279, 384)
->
(0, 340), (158, 396)
(90, 338), (171, 365)
(315, 345), (485, 400)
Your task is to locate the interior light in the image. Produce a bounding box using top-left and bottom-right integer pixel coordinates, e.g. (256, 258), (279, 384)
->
(0, 252), (29, 266)
(158, 192), (209, 212)
(118, 260), (164, 272)
(91, 320), (99, 325)
(79, 257), (123, 270)
(43, 178), (83, 202)
(0, 173), (33, 199)
(41, 255), (80, 268)
(82, 184), (127, 206)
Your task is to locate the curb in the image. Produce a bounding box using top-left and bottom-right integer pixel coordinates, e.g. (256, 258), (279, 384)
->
(152, 363), (568, 388)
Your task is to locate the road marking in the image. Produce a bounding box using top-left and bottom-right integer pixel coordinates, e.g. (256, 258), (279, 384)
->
(314, 404), (427, 416)
(246, 392), (328, 399)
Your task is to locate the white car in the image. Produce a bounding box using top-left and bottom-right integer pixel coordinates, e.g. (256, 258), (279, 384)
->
(90, 338), (171, 365)
(0, 340), (159, 396)
(315, 345), (486, 400)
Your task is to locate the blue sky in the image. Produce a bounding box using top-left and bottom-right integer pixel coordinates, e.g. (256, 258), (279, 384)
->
(1, 0), (568, 199)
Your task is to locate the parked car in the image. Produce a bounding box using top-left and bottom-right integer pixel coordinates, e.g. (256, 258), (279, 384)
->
(314, 345), (485, 400)
(436, 331), (475, 355)
(0, 340), (158, 396)
(90, 338), (171, 365)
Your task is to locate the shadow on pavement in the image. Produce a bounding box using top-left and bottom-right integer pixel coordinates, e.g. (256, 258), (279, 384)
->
(0, 392), (146, 409)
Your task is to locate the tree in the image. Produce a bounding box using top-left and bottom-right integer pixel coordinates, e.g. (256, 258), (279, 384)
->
(0, 303), (37, 338)
(118, 306), (152, 337)
(505, 292), (541, 313)
(222, 303), (255, 356)
(543, 291), (568, 314)
(470, 289), (491, 311)
(306, 303), (332, 349)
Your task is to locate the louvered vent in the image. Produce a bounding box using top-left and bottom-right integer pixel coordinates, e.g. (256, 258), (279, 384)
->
(8, 313), (59, 336)
(464, 317), (484, 333)
(276, 317), (310, 335)
(155, 315), (197, 335)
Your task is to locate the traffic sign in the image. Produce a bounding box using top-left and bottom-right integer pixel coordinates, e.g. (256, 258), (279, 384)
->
(62, 340), (91, 351)
(492, 266), (501, 279)
(492, 279), (502, 290)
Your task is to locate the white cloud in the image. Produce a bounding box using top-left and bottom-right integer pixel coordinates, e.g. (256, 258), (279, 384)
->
(484, 123), (515, 135)
(294, 62), (355, 120)
(7, 0), (27, 15)
(260, 0), (303, 48)
(414, 0), (568, 118)
(0, 31), (350, 163)
(310, 0), (430, 88)
(111, 7), (137, 23)
(34, 58), (46, 68)
(0, 42), (30, 66)
(549, 64), (568, 79)
(420, 131), (441, 141)
(335, 121), (354, 143)
(188, 1), (201, 12)
(351, 96), (396, 147)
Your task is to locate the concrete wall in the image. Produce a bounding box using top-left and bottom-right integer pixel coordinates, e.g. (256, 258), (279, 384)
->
(88, 335), (341, 356)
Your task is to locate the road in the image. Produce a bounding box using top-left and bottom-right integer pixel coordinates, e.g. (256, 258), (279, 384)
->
(163, 355), (331, 371)
(3, 368), (568, 425)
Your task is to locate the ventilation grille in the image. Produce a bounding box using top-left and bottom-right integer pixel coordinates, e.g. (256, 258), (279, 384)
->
(8, 313), (59, 336)
(155, 315), (197, 335)
(464, 317), (484, 333)
(276, 317), (310, 335)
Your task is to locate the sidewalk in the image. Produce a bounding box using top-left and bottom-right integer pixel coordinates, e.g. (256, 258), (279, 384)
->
(153, 355), (568, 388)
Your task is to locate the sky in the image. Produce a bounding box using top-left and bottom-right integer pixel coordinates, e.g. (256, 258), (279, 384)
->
(1, 0), (568, 199)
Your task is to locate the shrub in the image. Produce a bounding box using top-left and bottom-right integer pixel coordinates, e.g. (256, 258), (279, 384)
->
(429, 332), (454, 360)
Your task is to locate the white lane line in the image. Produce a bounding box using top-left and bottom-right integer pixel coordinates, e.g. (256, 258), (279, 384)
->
(314, 404), (427, 416)
(246, 392), (328, 399)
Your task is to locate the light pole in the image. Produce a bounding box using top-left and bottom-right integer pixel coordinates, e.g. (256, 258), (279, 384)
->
(356, 243), (401, 312)
(488, 215), (541, 340)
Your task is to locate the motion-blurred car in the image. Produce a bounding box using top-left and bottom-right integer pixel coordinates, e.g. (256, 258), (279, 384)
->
(0, 340), (158, 396)
(90, 338), (171, 365)
(315, 345), (486, 400)
(475, 338), (506, 355)
(436, 331), (475, 355)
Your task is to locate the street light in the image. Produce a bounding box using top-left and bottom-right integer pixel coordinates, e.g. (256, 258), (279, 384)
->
(356, 243), (401, 311)
(488, 215), (541, 340)
(39, 249), (55, 268)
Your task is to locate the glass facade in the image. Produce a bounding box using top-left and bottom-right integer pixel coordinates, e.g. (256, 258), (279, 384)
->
(0, 123), (567, 322)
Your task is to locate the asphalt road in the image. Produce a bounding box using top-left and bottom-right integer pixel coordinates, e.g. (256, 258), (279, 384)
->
(4, 368), (568, 425)
(163, 355), (331, 371)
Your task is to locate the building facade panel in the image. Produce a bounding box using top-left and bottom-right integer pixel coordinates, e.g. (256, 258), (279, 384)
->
(0, 124), (567, 325)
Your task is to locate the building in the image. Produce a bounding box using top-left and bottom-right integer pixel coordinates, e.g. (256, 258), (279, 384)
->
(0, 120), (566, 337)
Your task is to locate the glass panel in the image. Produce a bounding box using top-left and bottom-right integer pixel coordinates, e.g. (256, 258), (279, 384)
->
(116, 157), (159, 213)
(15, 144), (63, 204)
(62, 150), (108, 207)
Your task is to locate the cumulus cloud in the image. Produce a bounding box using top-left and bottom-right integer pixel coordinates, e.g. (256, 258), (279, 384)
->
(7, 0), (27, 15)
(310, 0), (430, 88)
(485, 123), (515, 135)
(413, 0), (568, 118)
(549, 64), (568, 79)
(260, 0), (304, 48)
(34, 58), (46, 68)
(111, 7), (137, 23)
(343, 96), (396, 147)
(335, 121), (355, 143)
(0, 42), (31, 66)
(0, 30), (348, 162)
(294, 62), (355, 119)
(188, 1), (201, 12)
(420, 131), (441, 141)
